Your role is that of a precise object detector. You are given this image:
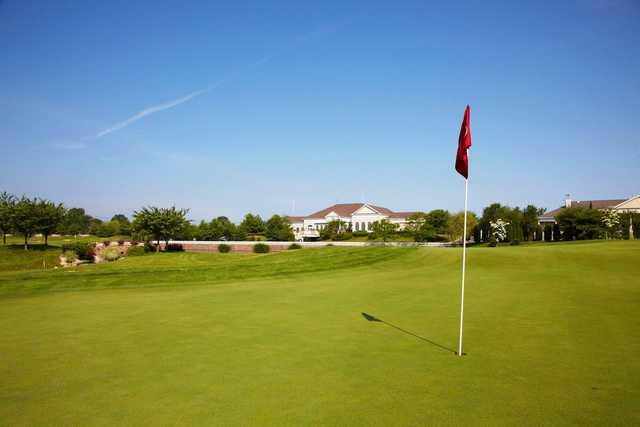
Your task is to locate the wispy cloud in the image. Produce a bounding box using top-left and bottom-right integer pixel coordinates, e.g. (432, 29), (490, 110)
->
(90, 86), (212, 140)
(57, 18), (356, 149)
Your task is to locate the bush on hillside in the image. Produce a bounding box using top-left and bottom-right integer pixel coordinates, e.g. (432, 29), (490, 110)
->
(126, 246), (145, 257)
(61, 242), (95, 261)
(288, 243), (302, 250)
(352, 231), (368, 237)
(253, 243), (270, 253)
(103, 247), (120, 262)
(62, 250), (77, 263)
(218, 244), (231, 253)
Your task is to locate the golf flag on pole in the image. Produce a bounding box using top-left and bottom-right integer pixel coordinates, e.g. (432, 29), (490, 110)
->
(456, 105), (472, 178)
(456, 105), (471, 357)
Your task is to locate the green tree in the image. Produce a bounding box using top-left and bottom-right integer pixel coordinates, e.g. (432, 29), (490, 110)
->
(0, 191), (16, 245)
(61, 208), (91, 236)
(447, 211), (478, 241)
(88, 217), (103, 235)
(319, 220), (346, 240)
(371, 219), (398, 242)
(556, 207), (603, 240)
(96, 220), (121, 237)
(132, 206), (190, 252)
(405, 212), (436, 242)
(426, 209), (450, 235)
(111, 214), (132, 235)
(240, 213), (265, 234)
(34, 199), (65, 247)
(405, 212), (427, 234)
(522, 205), (544, 241)
(265, 215), (294, 241)
(12, 197), (40, 250)
(480, 203), (513, 241)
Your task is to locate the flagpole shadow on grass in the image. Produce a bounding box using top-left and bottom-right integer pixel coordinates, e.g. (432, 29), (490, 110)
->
(361, 312), (458, 355)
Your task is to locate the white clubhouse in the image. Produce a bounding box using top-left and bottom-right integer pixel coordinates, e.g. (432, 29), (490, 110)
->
(287, 203), (418, 240)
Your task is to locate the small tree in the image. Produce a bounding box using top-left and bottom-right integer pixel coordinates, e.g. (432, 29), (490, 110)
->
(95, 220), (121, 237)
(557, 207), (603, 240)
(489, 219), (509, 243)
(447, 211), (478, 242)
(111, 214), (132, 236)
(319, 220), (345, 240)
(240, 213), (265, 234)
(265, 215), (294, 241)
(12, 197), (39, 250)
(371, 219), (398, 242)
(61, 208), (91, 237)
(132, 206), (190, 252)
(426, 209), (450, 235)
(601, 209), (620, 239)
(34, 199), (65, 247)
(406, 212), (436, 242)
(0, 191), (16, 245)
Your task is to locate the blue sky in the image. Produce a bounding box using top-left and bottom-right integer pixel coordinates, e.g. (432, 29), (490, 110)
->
(1, 0), (638, 221)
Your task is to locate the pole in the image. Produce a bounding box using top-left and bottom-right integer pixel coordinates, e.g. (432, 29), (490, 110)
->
(458, 177), (469, 356)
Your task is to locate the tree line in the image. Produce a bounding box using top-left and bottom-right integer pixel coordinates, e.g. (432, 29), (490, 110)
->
(2, 190), (636, 250)
(0, 191), (294, 250)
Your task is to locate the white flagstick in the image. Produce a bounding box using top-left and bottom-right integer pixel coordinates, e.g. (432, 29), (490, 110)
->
(458, 175), (469, 356)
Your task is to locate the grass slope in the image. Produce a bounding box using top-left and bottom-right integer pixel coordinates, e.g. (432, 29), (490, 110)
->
(0, 242), (638, 425)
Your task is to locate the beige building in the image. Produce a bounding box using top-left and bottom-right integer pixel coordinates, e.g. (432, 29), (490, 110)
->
(287, 203), (418, 240)
(538, 195), (640, 227)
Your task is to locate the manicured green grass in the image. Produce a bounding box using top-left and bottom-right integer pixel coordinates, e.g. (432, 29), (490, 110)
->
(1, 242), (638, 425)
(0, 245), (62, 272)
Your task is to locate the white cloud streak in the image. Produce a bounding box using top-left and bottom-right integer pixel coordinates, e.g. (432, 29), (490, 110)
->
(73, 19), (354, 146)
(90, 86), (212, 140)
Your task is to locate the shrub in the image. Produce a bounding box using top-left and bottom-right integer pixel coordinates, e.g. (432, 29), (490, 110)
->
(253, 243), (270, 253)
(126, 246), (145, 257)
(488, 236), (498, 247)
(510, 239), (520, 246)
(103, 240), (111, 247)
(288, 243), (302, 250)
(352, 231), (368, 237)
(165, 243), (184, 252)
(103, 247), (120, 262)
(218, 243), (231, 253)
(367, 233), (377, 240)
(62, 250), (77, 263)
(144, 241), (157, 252)
(61, 242), (95, 261)
(117, 239), (125, 245)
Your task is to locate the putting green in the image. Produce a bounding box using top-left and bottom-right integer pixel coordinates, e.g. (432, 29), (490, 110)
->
(0, 242), (638, 425)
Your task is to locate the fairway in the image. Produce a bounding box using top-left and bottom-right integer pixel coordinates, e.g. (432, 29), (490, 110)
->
(1, 242), (638, 425)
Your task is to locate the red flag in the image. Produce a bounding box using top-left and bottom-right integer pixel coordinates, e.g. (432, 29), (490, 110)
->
(455, 105), (472, 179)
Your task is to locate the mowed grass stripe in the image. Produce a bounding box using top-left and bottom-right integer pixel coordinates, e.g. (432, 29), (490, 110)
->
(0, 246), (412, 296)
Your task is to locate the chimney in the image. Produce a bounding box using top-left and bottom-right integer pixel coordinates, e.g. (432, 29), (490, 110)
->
(564, 194), (572, 208)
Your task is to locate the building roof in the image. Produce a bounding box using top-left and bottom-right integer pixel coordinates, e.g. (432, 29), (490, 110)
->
(306, 203), (368, 219)
(285, 216), (306, 223)
(539, 199), (627, 220)
(303, 203), (416, 220)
